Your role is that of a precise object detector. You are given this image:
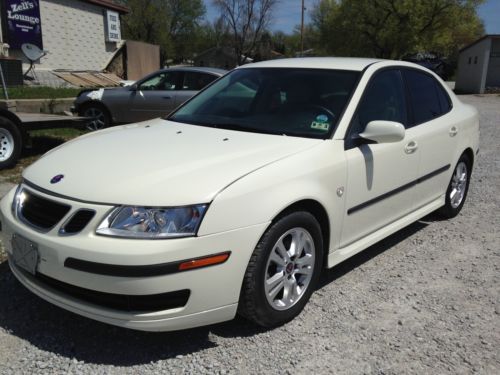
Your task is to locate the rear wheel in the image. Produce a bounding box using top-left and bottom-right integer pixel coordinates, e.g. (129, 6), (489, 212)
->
(0, 117), (22, 169)
(239, 211), (323, 327)
(438, 153), (471, 218)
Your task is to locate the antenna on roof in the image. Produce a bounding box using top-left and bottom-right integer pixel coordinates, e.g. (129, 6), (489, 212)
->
(21, 43), (47, 82)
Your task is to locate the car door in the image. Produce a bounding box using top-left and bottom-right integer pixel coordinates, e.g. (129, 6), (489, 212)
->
(128, 71), (181, 122)
(340, 69), (420, 247)
(401, 68), (459, 209)
(174, 72), (219, 107)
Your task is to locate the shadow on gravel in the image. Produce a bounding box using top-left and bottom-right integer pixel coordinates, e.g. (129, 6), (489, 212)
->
(0, 260), (265, 366)
(319, 220), (428, 288)
(0, 219), (428, 366)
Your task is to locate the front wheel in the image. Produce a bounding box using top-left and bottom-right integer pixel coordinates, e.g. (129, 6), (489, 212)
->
(80, 104), (110, 131)
(239, 211), (323, 327)
(438, 153), (471, 218)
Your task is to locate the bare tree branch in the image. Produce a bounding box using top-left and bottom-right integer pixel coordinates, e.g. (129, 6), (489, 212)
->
(213, 0), (278, 65)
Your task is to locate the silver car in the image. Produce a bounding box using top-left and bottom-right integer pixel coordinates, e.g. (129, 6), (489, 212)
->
(73, 67), (226, 130)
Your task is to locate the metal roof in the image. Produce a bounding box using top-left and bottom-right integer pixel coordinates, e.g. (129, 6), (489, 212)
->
(459, 34), (500, 53)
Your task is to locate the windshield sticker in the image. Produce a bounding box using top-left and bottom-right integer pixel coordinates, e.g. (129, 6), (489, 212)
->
(311, 121), (330, 131)
(311, 114), (331, 131)
(316, 114), (329, 123)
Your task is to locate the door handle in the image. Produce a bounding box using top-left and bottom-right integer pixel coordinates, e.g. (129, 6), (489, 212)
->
(404, 141), (418, 154)
(449, 126), (458, 137)
(162, 96), (172, 99)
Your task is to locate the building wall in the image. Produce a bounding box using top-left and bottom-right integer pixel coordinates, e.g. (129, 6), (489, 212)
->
(455, 38), (491, 94)
(7, 0), (121, 71)
(486, 39), (500, 87)
(125, 41), (160, 80)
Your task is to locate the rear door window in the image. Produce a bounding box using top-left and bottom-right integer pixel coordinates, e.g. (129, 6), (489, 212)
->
(403, 69), (450, 125)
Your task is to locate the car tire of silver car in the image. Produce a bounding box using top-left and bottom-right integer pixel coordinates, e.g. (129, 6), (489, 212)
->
(80, 103), (111, 131)
(239, 211), (323, 327)
(0, 117), (22, 169)
(438, 153), (472, 218)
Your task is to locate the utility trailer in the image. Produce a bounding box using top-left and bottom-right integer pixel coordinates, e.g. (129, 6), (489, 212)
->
(0, 108), (87, 169)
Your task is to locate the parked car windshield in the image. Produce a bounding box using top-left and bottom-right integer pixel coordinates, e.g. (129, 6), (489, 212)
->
(169, 68), (360, 139)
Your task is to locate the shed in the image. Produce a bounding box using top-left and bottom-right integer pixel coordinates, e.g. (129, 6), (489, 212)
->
(455, 35), (500, 94)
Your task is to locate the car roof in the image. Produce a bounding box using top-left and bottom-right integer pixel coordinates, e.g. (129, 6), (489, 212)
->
(238, 57), (383, 71)
(162, 66), (227, 76)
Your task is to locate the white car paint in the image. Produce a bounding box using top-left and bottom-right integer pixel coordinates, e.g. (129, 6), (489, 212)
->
(0, 58), (479, 331)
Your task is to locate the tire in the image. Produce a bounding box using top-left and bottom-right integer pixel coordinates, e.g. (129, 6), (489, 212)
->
(438, 153), (472, 218)
(239, 211), (323, 327)
(0, 116), (22, 169)
(79, 103), (111, 131)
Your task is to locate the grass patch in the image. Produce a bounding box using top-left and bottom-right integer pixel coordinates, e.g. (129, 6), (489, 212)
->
(0, 86), (84, 100)
(0, 128), (88, 184)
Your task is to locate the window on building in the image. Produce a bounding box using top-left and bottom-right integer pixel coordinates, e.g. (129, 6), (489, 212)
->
(474, 56), (478, 64)
(468, 57), (472, 64)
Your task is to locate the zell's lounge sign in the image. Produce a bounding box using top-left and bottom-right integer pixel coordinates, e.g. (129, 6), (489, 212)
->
(4, 0), (43, 49)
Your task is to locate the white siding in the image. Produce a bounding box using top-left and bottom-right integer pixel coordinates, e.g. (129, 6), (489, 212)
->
(455, 38), (491, 94)
(8, 0), (121, 71)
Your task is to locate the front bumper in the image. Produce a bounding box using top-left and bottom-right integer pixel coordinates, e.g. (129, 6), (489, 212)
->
(0, 185), (268, 331)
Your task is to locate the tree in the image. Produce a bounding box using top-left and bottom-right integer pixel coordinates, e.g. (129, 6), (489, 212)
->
(165, 0), (206, 61)
(212, 0), (278, 65)
(120, 0), (206, 63)
(311, 0), (485, 60)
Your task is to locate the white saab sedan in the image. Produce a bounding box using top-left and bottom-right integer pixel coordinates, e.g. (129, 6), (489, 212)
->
(0, 58), (479, 331)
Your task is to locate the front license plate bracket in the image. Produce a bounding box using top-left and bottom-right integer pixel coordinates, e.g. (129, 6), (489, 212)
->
(11, 234), (39, 275)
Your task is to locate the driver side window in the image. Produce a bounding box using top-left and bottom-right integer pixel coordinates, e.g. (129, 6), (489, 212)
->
(349, 69), (407, 140)
(139, 72), (179, 91)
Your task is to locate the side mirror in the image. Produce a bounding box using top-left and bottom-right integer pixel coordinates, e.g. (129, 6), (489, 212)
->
(359, 120), (405, 143)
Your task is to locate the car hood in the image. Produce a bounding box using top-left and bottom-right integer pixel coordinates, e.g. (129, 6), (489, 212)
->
(23, 119), (322, 206)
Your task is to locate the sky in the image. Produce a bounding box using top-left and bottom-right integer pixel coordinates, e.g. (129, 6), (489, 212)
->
(204, 0), (500, 35)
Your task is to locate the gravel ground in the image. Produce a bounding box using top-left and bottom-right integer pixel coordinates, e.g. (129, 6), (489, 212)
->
(0, 95), (498, 374)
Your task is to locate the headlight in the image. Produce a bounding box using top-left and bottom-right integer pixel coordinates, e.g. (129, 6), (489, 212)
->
(96, 205), (208, 239)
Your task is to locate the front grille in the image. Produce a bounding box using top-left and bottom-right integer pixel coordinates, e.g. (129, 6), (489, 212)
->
(34, 272), (190, 312)
(19, 190), (71, 230)
(60, 210), (95, 234)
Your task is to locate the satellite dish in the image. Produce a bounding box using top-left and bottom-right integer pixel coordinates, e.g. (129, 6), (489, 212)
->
(21, 43), (46, 62)
(21, 43), (47, 81)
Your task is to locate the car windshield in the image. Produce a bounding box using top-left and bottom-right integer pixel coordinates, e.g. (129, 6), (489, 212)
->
(169, 68), (360, 139)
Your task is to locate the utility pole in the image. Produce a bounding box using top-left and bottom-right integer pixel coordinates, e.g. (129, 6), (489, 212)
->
(300, 0), (305, 57)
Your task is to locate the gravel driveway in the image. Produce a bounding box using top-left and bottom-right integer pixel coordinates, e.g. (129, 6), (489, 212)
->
(0, 95), (498, 374)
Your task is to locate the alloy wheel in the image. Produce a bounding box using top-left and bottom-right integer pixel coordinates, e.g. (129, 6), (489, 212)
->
(450, 161), (468, 209)
(264, 227), (316, 311)
(83, 107), (107, 131)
